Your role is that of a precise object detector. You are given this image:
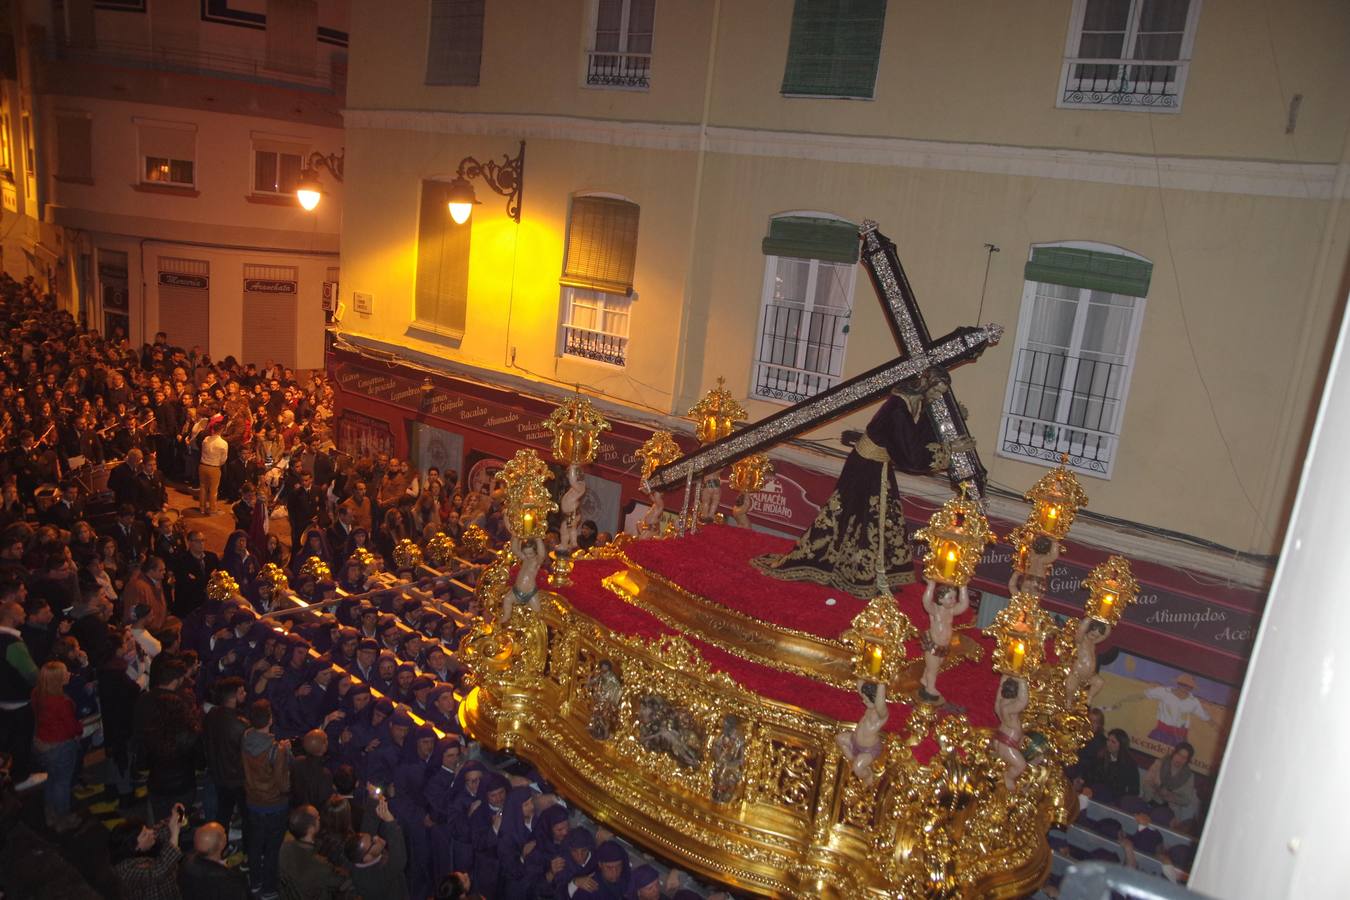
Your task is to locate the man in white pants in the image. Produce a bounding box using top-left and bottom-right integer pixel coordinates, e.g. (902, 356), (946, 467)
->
(199, 417), (230, 515)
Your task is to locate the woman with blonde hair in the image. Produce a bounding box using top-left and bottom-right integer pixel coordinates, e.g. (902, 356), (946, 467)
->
(32, 659), (82, 830)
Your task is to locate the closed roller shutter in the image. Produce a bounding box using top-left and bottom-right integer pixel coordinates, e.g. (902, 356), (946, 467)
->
(157, 256), (209, 352)
(242, 263), (298, 367)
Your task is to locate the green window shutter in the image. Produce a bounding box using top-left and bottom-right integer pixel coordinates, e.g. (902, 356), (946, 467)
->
(1025, 247), (1152, 297)
(781, 0), (887, 99)
(561, 197), (641, 295)
(762, 216), (859, 264)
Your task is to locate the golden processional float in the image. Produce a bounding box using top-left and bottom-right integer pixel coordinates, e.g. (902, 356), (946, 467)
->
(455, 223), (1140, 897)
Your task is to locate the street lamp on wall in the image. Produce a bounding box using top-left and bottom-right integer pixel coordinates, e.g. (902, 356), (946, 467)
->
(446, 140), (525, 224)
(296, 149), (345, 211)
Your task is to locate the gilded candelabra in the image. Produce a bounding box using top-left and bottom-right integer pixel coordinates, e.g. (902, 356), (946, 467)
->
(544, 395), (611, 469)
(682, 379), (748, 533)
(1024, 454), (1088, 540)
(913, 484), (996, 587)
(499, 449), (558, 541)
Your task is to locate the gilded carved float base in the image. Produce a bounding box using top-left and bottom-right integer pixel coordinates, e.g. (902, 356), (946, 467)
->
(458, 568), (1082, 899)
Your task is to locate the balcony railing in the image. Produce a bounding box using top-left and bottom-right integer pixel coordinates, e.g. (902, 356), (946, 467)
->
(751, 303), (849, 404)
(561, 325), (628, 367)
(585, 50), (651, 89)
(44, 36), (343, 94)
(1058, 57), (1189, 111)
(999, 348), (1128, 477)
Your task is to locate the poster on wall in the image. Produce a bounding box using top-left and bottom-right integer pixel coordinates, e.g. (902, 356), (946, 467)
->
(1093, 652), (1237, 776)
(337, 411), (394, 461)
(579, 472), (623, 535)
(464, 450), (506, 499)
(411, 422), (464, 482)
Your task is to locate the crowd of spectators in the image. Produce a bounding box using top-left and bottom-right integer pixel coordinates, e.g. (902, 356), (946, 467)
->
(0, 275), (719, 900)
(1052, 707), (1199, 891)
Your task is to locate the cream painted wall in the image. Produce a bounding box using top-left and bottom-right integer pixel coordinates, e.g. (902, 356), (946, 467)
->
(678, 150), (1345, 555)
(338, 128), (698, 413)
(346, 0), (713, 123)
(709, 0), (1350, 163)
(347, 1), (1350, 164)
(35, 96), (341, 369)
(41, 96), (344, 241)
(338, 0), (1350, 557)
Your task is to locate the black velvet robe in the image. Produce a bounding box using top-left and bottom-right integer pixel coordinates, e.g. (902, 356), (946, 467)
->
(753, 394), (938, 599)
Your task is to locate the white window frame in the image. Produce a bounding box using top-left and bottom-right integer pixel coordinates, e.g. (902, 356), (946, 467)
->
(749, 212), (857, 406)
(1056, 0), (1203, 113)
(136, 119), (197, 189)
(583, 0), (654, 91)
(997, 241), (1148, 479)
(558, 286), (632, 368)
(251, 140), (307, 197)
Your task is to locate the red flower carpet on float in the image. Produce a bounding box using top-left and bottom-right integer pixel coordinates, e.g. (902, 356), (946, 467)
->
(555, 525), (1001, 760)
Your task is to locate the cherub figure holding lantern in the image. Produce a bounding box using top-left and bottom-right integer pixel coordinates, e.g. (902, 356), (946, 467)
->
(919, 580), (970, 704)
(558, 466), (586, 552)
(835, 681), (889, 786)
(502, 534), (546, 624)
(993, 675), (1029, 790)
(912, 486), (992, 704)
(1065, 617), (1111, 705)
(543, 396), (610, 552)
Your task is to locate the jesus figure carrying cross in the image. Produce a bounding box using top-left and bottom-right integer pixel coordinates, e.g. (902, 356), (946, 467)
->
(751, 222), (1000, 597)
(645, 222), (1000, 599)
(752, 370), (969, 596)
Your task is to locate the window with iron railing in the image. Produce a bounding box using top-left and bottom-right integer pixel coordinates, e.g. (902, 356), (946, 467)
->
(999, 245), (1150, 478)
(560, 287), (631, 367)
(1058, 0), (1202, 112)
(558, 195), (640, 368)
(586, 0), (654, 90)
(751, 257), (855, 405)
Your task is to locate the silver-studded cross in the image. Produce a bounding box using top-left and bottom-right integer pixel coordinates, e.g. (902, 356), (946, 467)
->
(647, 220), (1002, 501)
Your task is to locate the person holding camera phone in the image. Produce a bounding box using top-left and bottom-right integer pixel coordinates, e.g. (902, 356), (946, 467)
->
(109, 803), (186, 900)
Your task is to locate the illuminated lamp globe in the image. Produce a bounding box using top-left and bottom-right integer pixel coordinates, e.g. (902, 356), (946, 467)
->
(295, 176), (323, 211)
(446, 177), (480, 224)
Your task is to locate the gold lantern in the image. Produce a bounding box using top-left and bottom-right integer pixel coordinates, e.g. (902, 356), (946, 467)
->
(392, 538), (424, 571)
(913, 485), (995, 587)
(460, 524), (490, 559)
(842, 594), (918, 685)
(348, 547), (376, 570)
(687, 377), (747, 445)
(728, 453), (773, 494)
(206, 570), (240, 604)
(544, 395), (611, 467)
(299, 556), (331, 581)
(499, 449), (558, 541)
(987, 592), (1050, 676)
(257, 563), (289, 599)
(1083, 555), (1138, 627)
(636, 430), (681, 482)
(1024, 454), (1088, 540)
(426, 531), (458, 568)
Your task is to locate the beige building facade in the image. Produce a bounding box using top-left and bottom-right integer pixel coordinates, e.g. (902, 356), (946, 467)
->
(17, 0), (349, 369)
(337, 0), (1350, 564)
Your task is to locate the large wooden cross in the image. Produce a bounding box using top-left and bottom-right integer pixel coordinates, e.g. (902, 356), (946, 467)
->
(646, 221), (1002, 499)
